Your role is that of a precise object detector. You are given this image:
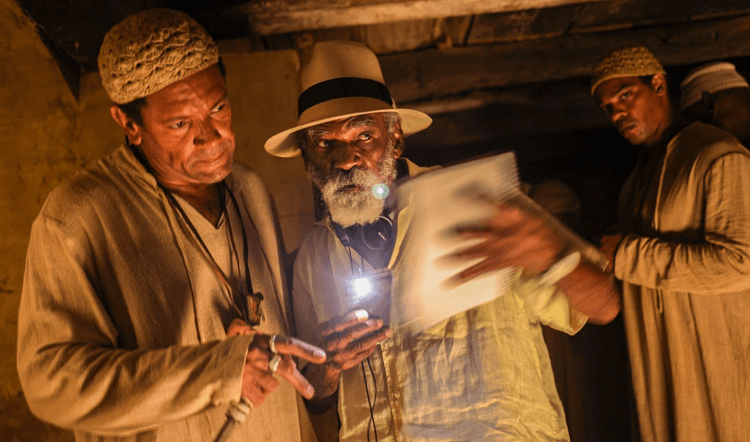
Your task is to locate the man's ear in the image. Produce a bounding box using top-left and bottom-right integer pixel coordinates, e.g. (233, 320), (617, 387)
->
(652, 74), (667, 96)
(299, 149), (310, 168)
(110, 104), (143, 146)
(390, 123), (404, 159)
(701, 91), (716, 117)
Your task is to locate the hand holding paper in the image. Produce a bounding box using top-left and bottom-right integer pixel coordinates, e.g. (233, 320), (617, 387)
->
(390, 152), (616, 333)
(391, 153), (519, 333)
(454, 203), (565, 279)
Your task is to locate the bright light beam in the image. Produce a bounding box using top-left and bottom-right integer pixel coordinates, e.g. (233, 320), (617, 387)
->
(352, 277), (373, 301)
(372, 184), (390, 199)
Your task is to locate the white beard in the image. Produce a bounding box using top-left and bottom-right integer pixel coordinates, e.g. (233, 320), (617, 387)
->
(326, 186), (385, 227)
(308, 145), (397, 228)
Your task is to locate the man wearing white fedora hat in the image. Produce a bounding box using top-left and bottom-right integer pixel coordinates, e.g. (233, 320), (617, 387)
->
(266, 40), (620, 441)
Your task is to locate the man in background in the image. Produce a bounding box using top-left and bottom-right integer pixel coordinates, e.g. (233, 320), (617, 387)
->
(17, 9), (325, 441)
(679, 61), (750, 147)
(594, 45), (750, 442)
(266, 40), (620, 441)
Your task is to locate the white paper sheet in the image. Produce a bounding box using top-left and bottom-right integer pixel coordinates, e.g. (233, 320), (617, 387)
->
(391, 152), (520, 333)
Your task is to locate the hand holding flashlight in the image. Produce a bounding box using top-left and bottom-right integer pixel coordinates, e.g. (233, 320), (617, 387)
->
(320, 309), (391, 372)
(300, 310), (390, 403)
(299, 306), (392, 408)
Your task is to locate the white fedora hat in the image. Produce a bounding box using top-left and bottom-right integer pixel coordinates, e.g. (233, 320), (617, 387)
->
(264, 40), (432, 158)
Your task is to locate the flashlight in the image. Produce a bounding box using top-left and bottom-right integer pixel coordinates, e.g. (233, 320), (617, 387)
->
(351, 276), (374, 302)
(372, 183), (390, 199)
(344, 270), (393, 325)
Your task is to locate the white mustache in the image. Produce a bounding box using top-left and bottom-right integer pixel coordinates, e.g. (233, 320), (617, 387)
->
(329, 168), (381, 193)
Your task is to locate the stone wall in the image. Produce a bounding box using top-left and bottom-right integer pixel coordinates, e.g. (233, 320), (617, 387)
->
(0, 0), (314, 439)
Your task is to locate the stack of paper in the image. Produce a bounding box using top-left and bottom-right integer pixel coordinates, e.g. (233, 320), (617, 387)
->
(391, 152), (520, 333)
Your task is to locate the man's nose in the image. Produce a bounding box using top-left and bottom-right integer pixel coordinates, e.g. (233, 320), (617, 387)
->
(334, 143), (363, 171)
(610, 106), (627, 125)
(194, 117), (222, 145)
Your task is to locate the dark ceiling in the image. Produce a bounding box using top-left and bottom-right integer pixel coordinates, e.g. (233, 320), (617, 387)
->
(12, 0), (750, 170)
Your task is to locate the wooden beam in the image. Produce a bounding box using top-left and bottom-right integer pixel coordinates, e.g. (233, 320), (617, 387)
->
(14, 0), (155, 72)
(405, 79), (592, 115)
(402, 78), (609, 150)
(380, 12), (750, 103)
(284, 15), (474, 54)
(246, 0), (603, 35)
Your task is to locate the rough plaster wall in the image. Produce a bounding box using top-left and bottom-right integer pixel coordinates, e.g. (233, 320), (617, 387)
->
(0, 0), (313, 439)
(1, 0), (107, 439)
(220, 43), (316, 254)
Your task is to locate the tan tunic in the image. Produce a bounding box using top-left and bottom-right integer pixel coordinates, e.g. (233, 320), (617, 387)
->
(614, 122), (750, 442)
(17, 145), (316, 442)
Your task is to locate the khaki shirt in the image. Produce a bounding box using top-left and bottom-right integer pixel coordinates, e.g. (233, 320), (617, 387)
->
(17, 145), (316, 442)
(293, 159), (586, 441)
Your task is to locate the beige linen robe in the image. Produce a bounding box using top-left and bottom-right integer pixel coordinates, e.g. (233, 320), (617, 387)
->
(17, 145), (316, 442)
(614, 122), (750, 442)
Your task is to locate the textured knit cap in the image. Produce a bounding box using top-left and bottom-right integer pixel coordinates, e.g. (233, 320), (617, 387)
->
(98, 8), (219, 104)
(591, 45), (666, 95)
(679, 62), (749, 111)
(264, 40), (432, 158)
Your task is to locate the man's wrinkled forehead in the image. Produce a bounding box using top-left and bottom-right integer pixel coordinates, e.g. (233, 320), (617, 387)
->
(306, 114), (379, 139)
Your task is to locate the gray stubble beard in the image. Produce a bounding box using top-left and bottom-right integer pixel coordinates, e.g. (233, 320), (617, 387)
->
(308, 142), (397, 227)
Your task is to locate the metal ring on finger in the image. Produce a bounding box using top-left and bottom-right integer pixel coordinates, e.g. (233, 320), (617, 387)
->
(241, 397), (254, 409)
(268, 354), (282, 373)
(269, 334), (278, 354)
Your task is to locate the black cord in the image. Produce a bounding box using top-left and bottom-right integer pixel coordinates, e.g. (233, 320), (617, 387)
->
(225, 191), (245, 293)
(335, 217), (382, 442)
(226, 188), (254, 299)
(346, 243), (355, 273)
(366, 357), (379, 440)
(362, 359), (378, 442)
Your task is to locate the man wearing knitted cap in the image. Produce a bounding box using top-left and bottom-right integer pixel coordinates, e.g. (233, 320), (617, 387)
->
(16, 8), (327, 442)
(593, 45), (750, 442)
(680, 61), (750, 147)
(266, 40), (620, 441)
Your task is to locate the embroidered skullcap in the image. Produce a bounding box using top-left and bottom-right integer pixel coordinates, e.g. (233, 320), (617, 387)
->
(679, 62), (749, 111)
(98, 8), (219, 104)
(591, 44), (666, 95)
